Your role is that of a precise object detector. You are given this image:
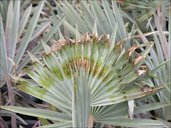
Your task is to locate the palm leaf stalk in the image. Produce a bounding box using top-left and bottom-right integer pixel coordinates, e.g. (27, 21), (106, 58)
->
(1, 33), (166, 128)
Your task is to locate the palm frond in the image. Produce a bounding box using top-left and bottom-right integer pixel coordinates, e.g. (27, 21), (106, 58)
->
(1, 34), (166, 127)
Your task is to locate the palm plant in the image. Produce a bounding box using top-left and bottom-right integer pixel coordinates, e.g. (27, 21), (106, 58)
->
(0, 0), (64, 127)
(0, 0), (170, 127)
(53, 0), (171, 122)
(1, 33), (167, 127)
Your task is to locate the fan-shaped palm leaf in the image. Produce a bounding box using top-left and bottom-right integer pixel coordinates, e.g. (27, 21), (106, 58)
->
(1, 33), (166, 127)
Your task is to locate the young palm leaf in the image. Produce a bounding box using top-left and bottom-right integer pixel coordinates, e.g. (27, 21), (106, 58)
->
(1, 34), (166, 127)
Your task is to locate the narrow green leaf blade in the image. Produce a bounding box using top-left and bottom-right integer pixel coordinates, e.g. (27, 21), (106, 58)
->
(15, 0), (44, 65)
(97, 118), (165, 128)
(1, 106), (71, 122)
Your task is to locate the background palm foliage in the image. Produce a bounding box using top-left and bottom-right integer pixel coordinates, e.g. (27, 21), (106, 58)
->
(0, 0), (170, 128)
(119, 0), (171, 121)
(0, 0), (64, 127)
